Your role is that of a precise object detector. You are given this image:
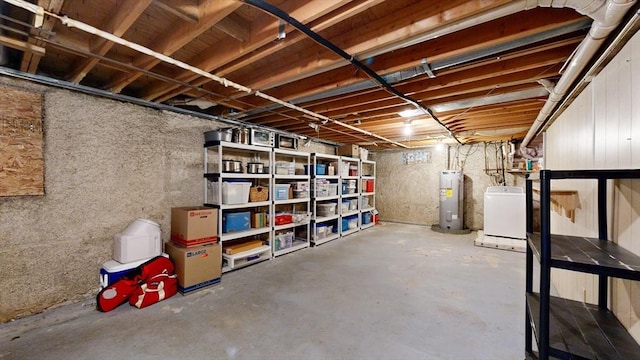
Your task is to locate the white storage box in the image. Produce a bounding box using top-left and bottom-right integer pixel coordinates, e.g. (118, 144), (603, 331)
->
(113, 218), (161, 263)
(275, 161), (294, 175)
(316, 203), (336, 217)
(348, 199), (358, 210)
(209, 181), (252, 204)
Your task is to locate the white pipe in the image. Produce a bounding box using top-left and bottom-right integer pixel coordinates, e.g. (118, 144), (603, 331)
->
(521, 0), (637, 149)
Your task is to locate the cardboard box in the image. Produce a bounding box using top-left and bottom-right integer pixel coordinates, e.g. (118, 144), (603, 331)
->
(171, 207), (218, 246)
(165, 241), (221, 294)
(251, 212), (267, 228)
(223, 240), (264, 255)
(338, 144), (359, 158)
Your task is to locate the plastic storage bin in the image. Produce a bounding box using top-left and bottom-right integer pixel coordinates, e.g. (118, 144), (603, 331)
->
(348, 199), (358, 210)
(365, 180), (374, 193)
(274, 184), (291, 200)
(315, 225), (327, 240)
(347, 216), (358, 230)
(209, 181), (252, 204)
(304, 164), (327, 175)
(274, 212), (293, 225)
(275, 162), (294, 175)
(341, 200), (350, 213)
(341, 218), (348, 231)
(316, 203), (336, 216)
(274, 231), (294, 250)
(222, 212), (251, 233)
(362, 212), (372, 224)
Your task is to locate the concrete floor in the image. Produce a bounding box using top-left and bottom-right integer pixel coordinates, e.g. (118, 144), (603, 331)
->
(0, 223), (526, 359)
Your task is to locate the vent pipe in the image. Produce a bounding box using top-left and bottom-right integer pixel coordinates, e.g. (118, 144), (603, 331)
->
(520, 0), (637, 149)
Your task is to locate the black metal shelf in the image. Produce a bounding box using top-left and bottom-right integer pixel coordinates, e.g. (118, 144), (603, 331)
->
(526, 293), (640, 360)
(525, 169), (640, 360)
(527, 233), (640, 280)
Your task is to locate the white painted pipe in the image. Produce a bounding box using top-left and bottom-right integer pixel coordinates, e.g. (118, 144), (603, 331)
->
(520, 0), (637, 149)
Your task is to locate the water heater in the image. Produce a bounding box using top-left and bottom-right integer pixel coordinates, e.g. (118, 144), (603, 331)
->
(439, 170), (464, 230)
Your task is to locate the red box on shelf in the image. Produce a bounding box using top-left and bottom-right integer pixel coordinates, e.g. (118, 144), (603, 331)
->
(274, 213), (293, 225)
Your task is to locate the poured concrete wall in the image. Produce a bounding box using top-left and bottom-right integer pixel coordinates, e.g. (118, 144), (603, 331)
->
(0, 75), (335, 322)
(371, 144), (523, 229)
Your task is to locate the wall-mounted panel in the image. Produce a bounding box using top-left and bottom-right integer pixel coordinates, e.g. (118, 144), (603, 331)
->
(0, 86), (43, 196)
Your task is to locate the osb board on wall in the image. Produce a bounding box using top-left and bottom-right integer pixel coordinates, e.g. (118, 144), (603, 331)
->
(0, 86), (44, 196)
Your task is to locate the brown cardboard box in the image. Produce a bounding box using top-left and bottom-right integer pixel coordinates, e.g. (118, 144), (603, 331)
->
(165, 241), (221, 294)
(171, 207), (218, 246)
(223, 240), (264, 255)
(338, 144), (359, 158)
(251, 212), (267, 228)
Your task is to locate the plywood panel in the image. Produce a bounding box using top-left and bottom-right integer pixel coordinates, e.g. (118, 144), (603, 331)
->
(0, 86), (44, 196)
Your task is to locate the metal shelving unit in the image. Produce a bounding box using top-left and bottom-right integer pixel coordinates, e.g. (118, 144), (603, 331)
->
(525, 169), (640, 360)
(360, 160), (376, 230)
(204, 140), (273, 273)
(310, 153), (341, 245)
(272, 148), (311, 257)
(339, 156), (361, 237)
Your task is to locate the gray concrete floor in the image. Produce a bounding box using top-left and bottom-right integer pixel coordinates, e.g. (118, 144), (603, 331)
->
(0, 223), (526, 359)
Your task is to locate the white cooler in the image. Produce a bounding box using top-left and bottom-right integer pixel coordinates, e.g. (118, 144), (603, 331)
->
(113, 218), (161, 263)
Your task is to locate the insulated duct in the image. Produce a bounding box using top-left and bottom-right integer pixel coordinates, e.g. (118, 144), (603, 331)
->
(521, 0), (637, 149)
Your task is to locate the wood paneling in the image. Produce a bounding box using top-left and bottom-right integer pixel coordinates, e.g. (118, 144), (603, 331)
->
(546, 30), (640, 343)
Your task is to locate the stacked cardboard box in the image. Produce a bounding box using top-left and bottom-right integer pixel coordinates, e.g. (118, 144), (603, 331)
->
(167, 206), (221, 294)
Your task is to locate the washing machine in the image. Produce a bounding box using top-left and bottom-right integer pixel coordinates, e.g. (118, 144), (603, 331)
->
(483, 186), (526, 239)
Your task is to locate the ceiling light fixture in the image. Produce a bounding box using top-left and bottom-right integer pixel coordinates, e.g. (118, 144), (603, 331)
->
(398, 108), (422, 118)
(403, 120), (412, 136)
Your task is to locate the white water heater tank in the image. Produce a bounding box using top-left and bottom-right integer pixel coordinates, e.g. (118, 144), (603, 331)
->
(439, 170), (464, 230)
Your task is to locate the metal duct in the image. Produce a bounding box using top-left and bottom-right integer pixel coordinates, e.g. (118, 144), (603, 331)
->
(235, 18), (591, 119)
(431, 88), (550, 113)
(521, 0), (638, 148)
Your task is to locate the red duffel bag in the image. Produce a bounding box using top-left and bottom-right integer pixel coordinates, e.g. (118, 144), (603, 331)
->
(97, 256), (177, 312)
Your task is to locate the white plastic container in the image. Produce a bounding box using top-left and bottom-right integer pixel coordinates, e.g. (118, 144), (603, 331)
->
(113, 218), (161, 263)
(347, 217), (358, 230)
(316, 203), (336, 216)
(223, 182), (252, 204)
(274, 184), (291, 200)
(348, 199), (358, 211)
